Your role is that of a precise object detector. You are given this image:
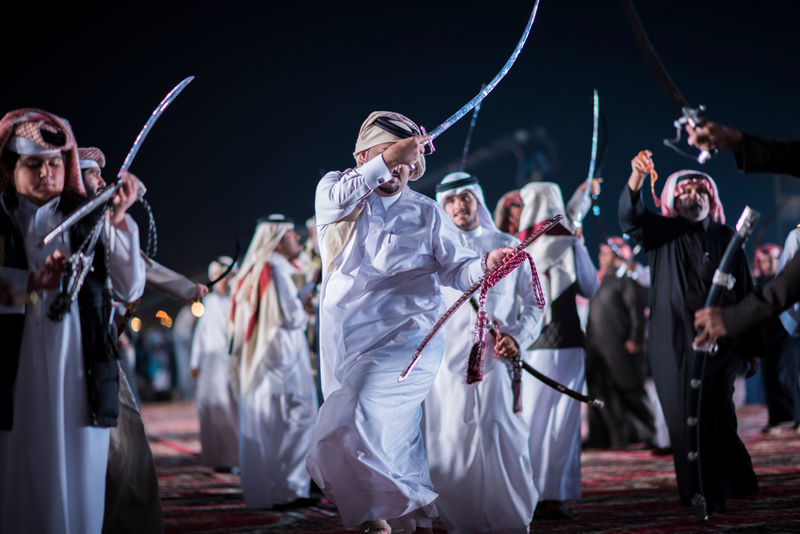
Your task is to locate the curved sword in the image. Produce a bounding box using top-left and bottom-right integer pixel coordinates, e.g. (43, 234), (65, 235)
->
(42, 76), (195, 246)
(207, 236), (241, 289)
(459, 83), (487, 172)
(574, 90), (600, 229)
(618, 0), (712, 164)
(424, 1), (541, 151)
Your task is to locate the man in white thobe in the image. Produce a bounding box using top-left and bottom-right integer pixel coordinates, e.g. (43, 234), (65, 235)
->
(230, 215), (318, 508)
(190, 256), (239, 470)
(424, 172), (545, 534)
(517, 181), (598, 519)
(0, 109), (146, 534)
(305, 111), (514, 534)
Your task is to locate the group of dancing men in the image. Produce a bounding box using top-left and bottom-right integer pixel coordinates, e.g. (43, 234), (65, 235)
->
(2, 106), (800, 534)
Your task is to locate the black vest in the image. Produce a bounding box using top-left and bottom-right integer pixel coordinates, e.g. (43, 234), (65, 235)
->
(529, 282), (585, 350)
(0, 188), (120, 430)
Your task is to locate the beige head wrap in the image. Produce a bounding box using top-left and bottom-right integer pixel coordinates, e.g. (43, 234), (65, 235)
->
(324, 111), (426, 273)
(354, 111), (426, 182)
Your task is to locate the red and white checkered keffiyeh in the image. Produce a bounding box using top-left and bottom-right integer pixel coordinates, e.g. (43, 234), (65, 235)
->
(0, 108), (84, 196)
(659, 170), (725, 224)
(78, 147), (106, 168)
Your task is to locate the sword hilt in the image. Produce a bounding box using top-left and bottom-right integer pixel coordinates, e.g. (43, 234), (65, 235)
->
(664, 105), (717, 164)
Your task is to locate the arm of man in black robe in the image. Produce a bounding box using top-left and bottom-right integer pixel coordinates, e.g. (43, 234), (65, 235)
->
(696, 252), (800, 340)
(622, 277), (646, 353)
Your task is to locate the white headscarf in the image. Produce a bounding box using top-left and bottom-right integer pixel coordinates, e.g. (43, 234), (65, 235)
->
(517, 182), (577, 320)
(435, 172), (496, 231)
(229, 215), (293, 395)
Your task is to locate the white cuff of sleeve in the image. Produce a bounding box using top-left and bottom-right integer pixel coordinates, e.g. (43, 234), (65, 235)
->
(468, 257), (485, 283)
(356, 153), (392, 190)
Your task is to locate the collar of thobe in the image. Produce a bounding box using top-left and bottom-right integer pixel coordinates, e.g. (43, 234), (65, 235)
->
(462, 225), (484, 240)
(15, 192), (60, 214)
(371, 190), (402, 212)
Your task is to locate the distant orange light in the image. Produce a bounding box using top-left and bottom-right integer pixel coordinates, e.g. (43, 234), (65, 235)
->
(156, 310), (173, 328)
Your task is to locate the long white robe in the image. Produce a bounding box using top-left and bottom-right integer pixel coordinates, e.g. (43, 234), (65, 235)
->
(238, 253), (318, 508)
(0, 195), (145, 534)
(103, 366), (163, 534)
(190, 292), (239, 469)
(307, 156), (483, 531)
(523, 239), (597, 502)
(425, 225), (544, 534)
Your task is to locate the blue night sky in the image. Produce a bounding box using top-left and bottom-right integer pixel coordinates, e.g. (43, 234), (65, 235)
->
(3, 0), (799, 317)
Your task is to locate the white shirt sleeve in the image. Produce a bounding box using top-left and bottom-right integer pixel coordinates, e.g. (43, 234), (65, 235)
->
(574, 240), (599, 299)
(272, 256), (309, 330)
(778, 228), (800, 335)
(108, 214), (147, 303)
(315, 155), (393, 226)
(431, 208), (482, 292)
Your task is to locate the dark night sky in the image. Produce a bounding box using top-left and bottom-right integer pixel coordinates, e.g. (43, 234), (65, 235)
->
(3, 1), (800, 317)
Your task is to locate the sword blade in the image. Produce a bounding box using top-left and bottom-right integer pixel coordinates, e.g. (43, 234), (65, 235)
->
(458, 83), (486, 172)
(42, 76), (195, 247)
(574, 89), (600, 229)
(619, 0), (689, 110)
(428, 0), (540, 140)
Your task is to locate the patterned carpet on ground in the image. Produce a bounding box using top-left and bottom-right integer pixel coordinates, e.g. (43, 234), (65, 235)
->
(144, 379), (800, 533)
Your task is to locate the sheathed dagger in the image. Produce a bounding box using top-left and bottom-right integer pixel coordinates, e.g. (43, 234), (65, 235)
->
(422, 1), (541, 153)
(618, 0), (713, 164)
(41, 76), (195, 247)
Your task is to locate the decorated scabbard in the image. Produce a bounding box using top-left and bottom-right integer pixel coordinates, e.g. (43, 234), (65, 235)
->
(467, 297), (604, 407)
(398, 214), (562, 382)
(686, 205), (760, 523)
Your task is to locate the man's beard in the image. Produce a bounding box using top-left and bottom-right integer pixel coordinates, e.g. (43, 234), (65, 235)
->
(378, 181), (402, 195)
(378, 170), (404, 195)
(678, 200), (709, 222)
(454, 210), (479, 231)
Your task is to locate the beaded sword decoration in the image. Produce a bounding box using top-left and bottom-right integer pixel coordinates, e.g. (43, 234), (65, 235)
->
(398, 214), (560, 382)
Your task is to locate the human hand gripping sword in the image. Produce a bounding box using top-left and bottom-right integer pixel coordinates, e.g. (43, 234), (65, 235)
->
(619, 0), (714, 164)
(685, 206), (760, 524)
(398, 214), (560, 382)
(467, 297), (604, 410)
(41, 76), (195, 247)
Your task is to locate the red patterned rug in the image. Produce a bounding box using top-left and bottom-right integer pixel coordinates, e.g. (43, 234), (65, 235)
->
(144, 387), (800, 533)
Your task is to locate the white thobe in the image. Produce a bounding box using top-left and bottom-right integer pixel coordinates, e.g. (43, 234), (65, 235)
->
(0, 195), (145, 534)
(307, 155), (483, 531)
(425, 225), (544, 534)
(190, 292), (239, 469)
(238, 253), (318, 508)
(523, 239), (597, 501)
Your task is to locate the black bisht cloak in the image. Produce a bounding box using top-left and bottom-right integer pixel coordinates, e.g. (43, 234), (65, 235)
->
(619, 186), (763, 508)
